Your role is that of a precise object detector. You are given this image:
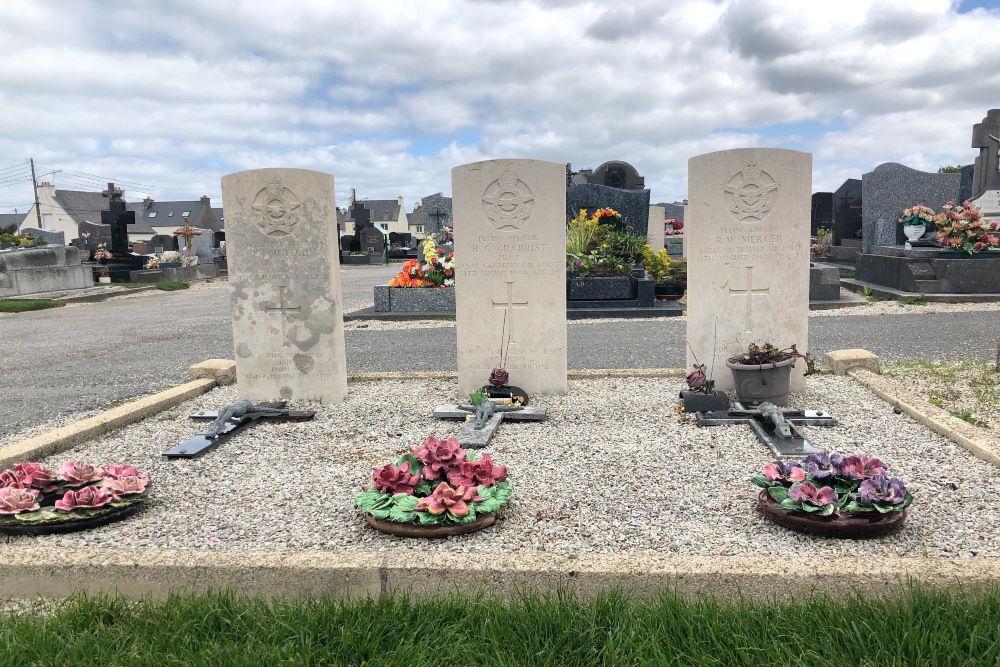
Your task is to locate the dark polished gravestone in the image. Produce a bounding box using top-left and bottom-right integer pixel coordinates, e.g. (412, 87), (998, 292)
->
(566, 183), (651, 235)
(832, 178), (862, 245)
(861, 163), (961, 254)
(96, 183), (147, 280)
(696, 402), (838, 458)
(348, 202), (372, 253)
(811, 192), (833, 236)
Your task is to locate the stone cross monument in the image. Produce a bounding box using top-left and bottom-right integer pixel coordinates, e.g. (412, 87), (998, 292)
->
(100, 183), (136, 258)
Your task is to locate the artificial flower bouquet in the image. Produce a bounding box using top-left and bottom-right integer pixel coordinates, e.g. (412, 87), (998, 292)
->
(92, 244), (113, 261)
(897, 204), (936, 227)
(0, 460), (149, 531)
(933, 200), (998, 254)
(752, 451), (912, 517)
(356, 434), (511, 526)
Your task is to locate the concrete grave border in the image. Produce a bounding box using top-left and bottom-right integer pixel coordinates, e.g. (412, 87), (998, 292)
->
(1, 355), (998, 602)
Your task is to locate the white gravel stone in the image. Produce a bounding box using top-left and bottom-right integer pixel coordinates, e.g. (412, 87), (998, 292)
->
(0, 374), (996, 560)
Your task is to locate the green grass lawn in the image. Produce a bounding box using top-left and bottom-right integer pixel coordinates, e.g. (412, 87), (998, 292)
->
(1, 587), (997, 666)
(0, 299), (65, 313)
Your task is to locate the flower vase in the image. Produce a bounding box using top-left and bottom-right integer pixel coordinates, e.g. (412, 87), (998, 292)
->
(98, 276), (111, 284)
(903, 224), (926, 243)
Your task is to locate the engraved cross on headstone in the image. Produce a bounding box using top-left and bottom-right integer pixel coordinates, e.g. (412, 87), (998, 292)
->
(728, 266), (769, 333)
(264, 286), (301, 347)
(492, 281), (528, 344)
(100, 182), (136, 257)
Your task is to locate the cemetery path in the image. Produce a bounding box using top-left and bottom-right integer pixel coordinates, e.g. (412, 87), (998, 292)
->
(1, 281), (997, 437)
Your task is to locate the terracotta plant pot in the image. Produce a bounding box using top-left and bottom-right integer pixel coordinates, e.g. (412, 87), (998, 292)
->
(757, 490), (906, 538)
(725, 355), (796, 407)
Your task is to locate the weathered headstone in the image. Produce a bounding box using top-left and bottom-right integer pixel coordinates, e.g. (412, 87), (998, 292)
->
(453, 159), (567, 396)
(147, 234), (178, 253)
(861, 163), (960, 253)
(220, 168), (347, 403)
(686, 148), (812, 393)
(647, 205), (665, 252)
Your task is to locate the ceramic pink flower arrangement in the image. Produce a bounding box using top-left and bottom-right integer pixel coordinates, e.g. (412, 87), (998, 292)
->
(356, 434), (512, 526)
(0, 460), (149, 531)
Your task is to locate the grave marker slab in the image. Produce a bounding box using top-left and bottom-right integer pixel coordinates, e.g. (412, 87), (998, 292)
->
(220, 168), (347, 403)
(647, 205), (665, 252)
(686, 148), (811, 393)
(453, 159), (567, 396)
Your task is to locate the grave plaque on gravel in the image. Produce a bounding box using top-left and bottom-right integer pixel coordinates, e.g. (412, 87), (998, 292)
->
(453, 159), (567, 396)
(686, 148), (811, 393)
(220, 168), (347, 403)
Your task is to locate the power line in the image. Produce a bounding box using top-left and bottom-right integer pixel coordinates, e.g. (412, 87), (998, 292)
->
(0, 163), (31, 176)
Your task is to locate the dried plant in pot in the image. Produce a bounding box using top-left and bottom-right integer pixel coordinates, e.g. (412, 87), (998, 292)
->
(0, 461), (150, 535)
(751, 451), (912, 538)
(355, 434), (512, 537)
(725, 342), (810, 407)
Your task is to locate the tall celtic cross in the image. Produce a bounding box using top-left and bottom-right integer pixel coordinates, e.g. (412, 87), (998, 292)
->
(173, 216), (203, 259)
(100, 182), (136, 257)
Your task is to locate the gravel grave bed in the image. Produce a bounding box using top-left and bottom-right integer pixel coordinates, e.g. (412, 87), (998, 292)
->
(2, 374), (996, 559)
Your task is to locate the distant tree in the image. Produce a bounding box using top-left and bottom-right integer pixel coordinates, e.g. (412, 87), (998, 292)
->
(937, 165), (963, 173)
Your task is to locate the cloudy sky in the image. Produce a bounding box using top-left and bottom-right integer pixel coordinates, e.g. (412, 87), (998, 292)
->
(1, 0), (998, 215)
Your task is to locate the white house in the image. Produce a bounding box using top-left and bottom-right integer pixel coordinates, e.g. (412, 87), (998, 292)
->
(18, 182), (154, 244)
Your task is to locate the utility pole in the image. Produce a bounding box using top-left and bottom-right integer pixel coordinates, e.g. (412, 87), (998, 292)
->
(30, 158), (42, 229)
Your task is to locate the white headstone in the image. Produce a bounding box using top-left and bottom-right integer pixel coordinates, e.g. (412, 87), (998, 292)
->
(220, 168), (347, 403)
(685, 148), (811, 392)
(647, 205), (665, 252)
(972, 190), (1000, 216)
(453, 159), (567, 396)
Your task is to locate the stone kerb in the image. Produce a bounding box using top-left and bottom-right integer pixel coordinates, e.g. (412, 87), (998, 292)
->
(220, 168), (347, 403)
(373, 285), (456, 312)
(453, 159), (567, 396)
(686, 148), (811, 393)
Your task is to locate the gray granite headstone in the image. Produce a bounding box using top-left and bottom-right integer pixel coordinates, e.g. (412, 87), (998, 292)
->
(861, 163), (960, 254)
(147, 234), (178, 252)
(18, 228), (64, 246)
(657, 202), (686, 222)
(178, 228), (214, 264)
(832, 179), (862, 245)
(566, 183), (650, 235)
(971, 108), (1000, 199)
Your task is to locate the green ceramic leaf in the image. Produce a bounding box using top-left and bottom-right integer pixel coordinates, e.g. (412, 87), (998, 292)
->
(474, 498), (500, 514)
(393, 495), (420, 512)
(778, 499), (800, 511)
(415, 511), (443, 526)
(493, 481), (512, 505)
(815, 504), (835, 517)
(388, 505), (417, 523)
(395, 452), (423, 477)
(767, 486), (789, 502)
(355, 489), (391, 513)
(750, 474), (772, 488)
(369, 507), (392, 520)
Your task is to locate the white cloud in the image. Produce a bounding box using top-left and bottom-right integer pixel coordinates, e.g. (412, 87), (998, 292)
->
(0, 0), (997, 213)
